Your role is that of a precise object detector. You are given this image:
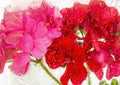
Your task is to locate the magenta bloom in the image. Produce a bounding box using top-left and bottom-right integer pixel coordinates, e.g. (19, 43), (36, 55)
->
(24, 1), (62, 59)
(0, 0), (62, 75)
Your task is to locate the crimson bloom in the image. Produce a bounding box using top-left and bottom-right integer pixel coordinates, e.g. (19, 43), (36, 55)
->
(46, 35), (87, 85)
(46, 2), (89, 84)
(83, 0), (120, 80)
(46, 0), (120, 85)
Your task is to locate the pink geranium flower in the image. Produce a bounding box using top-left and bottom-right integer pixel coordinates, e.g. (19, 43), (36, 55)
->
(0, 0), (62, 75)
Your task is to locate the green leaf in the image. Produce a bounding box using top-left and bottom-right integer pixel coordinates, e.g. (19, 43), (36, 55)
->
(99, 80), (109, 85)
(111, 79), (118, 85)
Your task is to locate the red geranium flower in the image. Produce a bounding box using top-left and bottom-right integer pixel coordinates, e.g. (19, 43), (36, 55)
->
(46, 0), (120, 84)
(84, 0), (120, 80)
(46, 35), (87, 85)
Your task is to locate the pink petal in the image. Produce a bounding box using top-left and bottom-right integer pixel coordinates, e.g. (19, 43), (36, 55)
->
(34, 36), (52, 47)
(9, 53), (30, 75)
(17, 34), (33, 53)
(32, 47), (46, 59)
(48, 28), (61, 38)
(32, 37), (51, 59)
(54, 8), (62, 18)
(34, 22), (48, 38)
(93, 50), (109, 64)
(4, 31), (23, 45)
(0, 33), (4, 43)
(4, 48), (15, 59)
(3, 10), (23, 32)
(0, 57), (6, 73)
(25, 17), (36, 33)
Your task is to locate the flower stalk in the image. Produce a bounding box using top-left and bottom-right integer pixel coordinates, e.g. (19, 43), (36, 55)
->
(38, 60), (62, 85)
(86, 65), (91, 85)
(7, 59), (62, 85)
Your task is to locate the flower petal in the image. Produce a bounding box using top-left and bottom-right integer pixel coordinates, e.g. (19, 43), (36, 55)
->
(0, 57), (6, 73)
(87, 60), (103, 79)
(9, 53), (30, 75)
(25, 16), (36, 33)
(2, 10), (23, 32)
(4, 31), (23, 45)
(106, 61), (120, 80)
(70, 63), (87, 85)
(32, 47), (46, 59)
(34, 22), (48, 38)
(17, 34), (33, 53)
(48, 28), (61, 38)
(60, 64), (71, 85)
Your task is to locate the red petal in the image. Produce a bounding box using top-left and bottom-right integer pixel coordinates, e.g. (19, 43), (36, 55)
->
(46, 51), (65, 69)
(71, 44), (86, 63)
(60, 35), (74, 51)
(94, 68), (103, 80)
(60, 64), (72, 85)
(106, 61), (120, 80)
(61, 63), (87, 85)
(87, 59), (103, 79)
(70, 63), (87, 85)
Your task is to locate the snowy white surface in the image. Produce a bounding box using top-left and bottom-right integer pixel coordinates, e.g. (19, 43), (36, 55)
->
(0, 0), (120, 85)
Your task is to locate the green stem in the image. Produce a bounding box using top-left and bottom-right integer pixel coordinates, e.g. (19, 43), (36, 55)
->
(7, 59), (62, 85)
(87, 65), (91, 85)
(88, 70), (91, 85)
(38, 60), (62, 85)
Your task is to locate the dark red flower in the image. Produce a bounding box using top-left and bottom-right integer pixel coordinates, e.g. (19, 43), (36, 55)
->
(46, 0), (120, 84)
(46, 35), (87, 85)
(82, 0), (120, 80)
(46, 35), (74, 69)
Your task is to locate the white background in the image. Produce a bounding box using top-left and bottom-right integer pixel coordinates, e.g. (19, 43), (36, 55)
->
(0, 0), (120, 85)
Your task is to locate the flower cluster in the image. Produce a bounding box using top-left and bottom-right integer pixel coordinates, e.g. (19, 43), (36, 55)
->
(0, 1), (61, 75)
(46, 0), (120, 85)
(0, 0), (120, 85)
